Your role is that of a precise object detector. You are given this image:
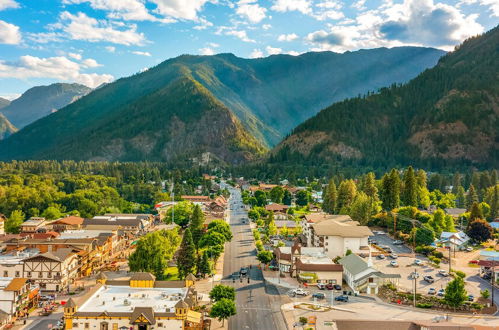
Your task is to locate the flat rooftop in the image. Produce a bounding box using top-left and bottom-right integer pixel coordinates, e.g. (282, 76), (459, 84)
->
(58, 230), (114, 239)
(78, 285), (188, 313)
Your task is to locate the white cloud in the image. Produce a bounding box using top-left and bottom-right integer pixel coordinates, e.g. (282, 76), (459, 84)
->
(68, 52), (82, 60)
(271, 0), (312, 14)
(225, 29), (255, 42)
(307, 0), (484, 52)
(266, 45), (282, 55)
(59, 11), (146, 46)
(249, 48), (264, 58)
(27, 32), (63, 44)
(0, 0), (18, 10)
(105, 46), (116, 52)
(277, 33), (298, 41)
(149, 0), (210, 21)
(0, 93), (20, 101)
(62, 0), (168, 22)
(236, 1), (267, 23)
(81, 58), (102, 67)
(131, 50), (151, 56)
(262, 24), (272, 30)
(0, 55), (113, 88)
(199, 47), (215, 55)
(193, 17), (213, 30)
(0, 20), (21, 44)
(459, 0), (499, 17)
(207, 42), (219, 48)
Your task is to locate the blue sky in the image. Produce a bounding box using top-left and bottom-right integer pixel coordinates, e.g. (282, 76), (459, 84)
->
(0, 0), (497, 98)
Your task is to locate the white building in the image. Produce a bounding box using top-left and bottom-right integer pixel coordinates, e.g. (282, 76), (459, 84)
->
(302, 214), (372, 258)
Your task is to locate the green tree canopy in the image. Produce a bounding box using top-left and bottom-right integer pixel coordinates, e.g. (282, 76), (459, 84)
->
(444, 277), (467, 310)
(209, 284), (236, 302)
(295, 190), (311, 206)
(166, 201), (193, 227)
(207, 220), (233, 242)
(210, 298), (237, 326)
(189, 204), (205, 247)
(269, 186), (285, 204)
(6, 210), (24, 234)
(403, 166), (418, 207)
(467, 219), (493, 243)
(177, 228), (196, 279)
(257, 250), (273, 264)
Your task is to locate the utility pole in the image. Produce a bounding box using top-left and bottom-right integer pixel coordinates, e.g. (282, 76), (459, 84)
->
(448, 243), (452, 274)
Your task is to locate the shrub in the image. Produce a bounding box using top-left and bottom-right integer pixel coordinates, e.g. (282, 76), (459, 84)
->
(470, 302), (484, 310)
(454, 270), (466, 279)
(431, 251), (444, 258)
(299, 317), (308, 324)
(428, 255), (441, 265)
(416, 303), (433, 308)
(415, 245), (435, 255)
(255, 240), (264, 252)
(480, 289), (490, 299)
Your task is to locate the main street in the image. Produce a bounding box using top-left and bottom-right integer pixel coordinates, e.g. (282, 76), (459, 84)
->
(224, 186), (288, 330)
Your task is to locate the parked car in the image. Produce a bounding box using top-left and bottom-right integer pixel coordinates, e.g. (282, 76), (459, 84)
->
(469, 260), (479, 264)
(414, 259), (423, 266)
(393, 240), (403, 245)
(335, 295), (349, 302)
(465, 247), (473, 252)
(424, 276), (435, 283)
(326, 283), (334, 290)
(437, 289), (445, 296)
(317, 283), (326, 290)
(377, 254), (386, 259)
(390, 260), (399, 267)
(291, 288), (309, 296)
(438, 270), (449, 277)
(389, 253), (398, 259)
(468, 295), (474, 301)
(231, 272), (240, 280)
(333, 284), (342, 291)
(312, 292), (326, 300)
(483, 273), (492, 280)
(369, 239), (378, 245)
(428, 288), (436, 295)
(240, 267), (248, 277)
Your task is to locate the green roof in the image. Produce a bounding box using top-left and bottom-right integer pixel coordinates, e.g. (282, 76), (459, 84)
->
(338, 253), (369, 276)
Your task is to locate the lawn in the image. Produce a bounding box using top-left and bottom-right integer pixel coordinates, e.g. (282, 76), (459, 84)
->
(164, 266), (179, 280)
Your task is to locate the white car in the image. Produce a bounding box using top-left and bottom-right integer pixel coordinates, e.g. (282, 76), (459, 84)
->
(389, 253), (398, 259)
(291, 288), (309, 296)
(438, 270), (449, 277)
(414, 259), (423, 266)
(390, 260), (399, 267)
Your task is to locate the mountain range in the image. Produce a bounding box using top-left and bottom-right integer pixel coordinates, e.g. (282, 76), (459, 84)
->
(0, 97), (10, 109)
(0, 46), (444, 164)
(0, 83), (91, 129)
(272, 26), (499, 169)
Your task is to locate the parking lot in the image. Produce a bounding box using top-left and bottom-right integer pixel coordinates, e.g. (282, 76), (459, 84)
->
(373, 255), (482, 299)
(371, 231), (412, 254)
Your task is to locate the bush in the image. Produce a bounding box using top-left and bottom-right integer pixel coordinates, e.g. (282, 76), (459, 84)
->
(415, 245), (435, 255)
(299, 317), (308, 325)
(454, 270), (466, 279)
(383, 283), (397, 291)
(428, 255), (441, 265)
(431, 251), (444, 258)
(480, 289), (490, 299)
(416, 303), (433, 308)
(470, 302), (484, 310)
(255, 240), (264, 252)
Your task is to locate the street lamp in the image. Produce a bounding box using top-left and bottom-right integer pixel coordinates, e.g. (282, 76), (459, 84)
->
(411, 269), (419, 307)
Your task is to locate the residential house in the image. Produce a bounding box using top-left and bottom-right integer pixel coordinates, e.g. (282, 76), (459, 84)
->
(339, 253), (400, 294)
(274, 212), (290, 221)
(0, 277), (39, 319)
(48, 216), (84, 232)
(23, 248), (79, 292)
(265, 203), (289, 213)
(20, 218), (46, 234)
(181, 195), (211, 203)
(274, 221), (297, 230)
(63, 272), (203, 330)
(0, 249), (39, 279)
(439, 231), (470, 250)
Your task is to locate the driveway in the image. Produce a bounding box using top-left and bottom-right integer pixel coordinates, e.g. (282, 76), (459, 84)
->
(371, 232), (412, 254)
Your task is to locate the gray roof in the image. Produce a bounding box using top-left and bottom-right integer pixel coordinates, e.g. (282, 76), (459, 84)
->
(356, 271), (401, 283)
(338, 253), (369, 276)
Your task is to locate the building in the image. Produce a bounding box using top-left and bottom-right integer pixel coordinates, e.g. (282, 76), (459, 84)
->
(0, 214), (5, 236)
(0, 249), (39, 279)
(439, 231), (470, 249)
(0, 277), (39, 319)
(181, 195), (211, 203)
(23, 249), (79, 291)
(339, 253), (400, 294)
(274, 242), (343, 285)
(48, 216), (85, 232)
(84, 215), (149, 234)
(305, 215), (372, 258)
(274, 212), (290, 221)
(444, 208), (467, 219)
(301, 213), (344, 246)
(274, 220), (297, 229)
(64, 272), (203, 330)
(20, 218), (46, 233)
(265, 203), (289, 213)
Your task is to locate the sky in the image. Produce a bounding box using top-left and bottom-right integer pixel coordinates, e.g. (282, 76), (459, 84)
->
(0, 0), (497, 99)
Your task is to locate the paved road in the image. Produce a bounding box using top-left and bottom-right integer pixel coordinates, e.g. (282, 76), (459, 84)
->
(372, 232), (412, 254)
(224, 187), (287, 330)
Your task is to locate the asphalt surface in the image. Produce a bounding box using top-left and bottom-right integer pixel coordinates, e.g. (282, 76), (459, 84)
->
(372, 232), (412, 254)
(224, 187), (287, 330)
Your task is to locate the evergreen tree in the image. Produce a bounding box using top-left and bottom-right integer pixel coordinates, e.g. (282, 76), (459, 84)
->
(466, 185), (478, 209)
(336, 179), (357, 213)
(452, 173), (461, 194)
(349, 192), (371, 225)
(443, 214), (456, 232)
(381, 169), (400, 210)
(323, 179), (337, 213)
(491, 170), (497, 186)
(469, 202), (483, 222)
(485, 185), (498, 221)
(197, 250), (211, 277)
(269, 186), (285, 203)
(416, 169), (427, 189)
(177, 228), (196, 279)
(456, 186), (466, 208)
(403, 166), (418, 207)
(282, 189), (292, 205)
(189, 204), (205, 248)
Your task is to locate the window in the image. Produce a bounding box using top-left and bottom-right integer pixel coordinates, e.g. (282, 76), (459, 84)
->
(15, 271), (20, 277)
(27, 271), (31, 277)
(85, 323), (89, 329)
(368, 277), (374, 283)
(48, 272), (52, 278)
(38, 272), (43, 278)
(158, 323), (163, 328)
(3, 271), (7, 277)
(74, 323), (79, 328)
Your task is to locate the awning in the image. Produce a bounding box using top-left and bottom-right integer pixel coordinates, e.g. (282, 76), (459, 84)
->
(186, 310), (202, 323)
